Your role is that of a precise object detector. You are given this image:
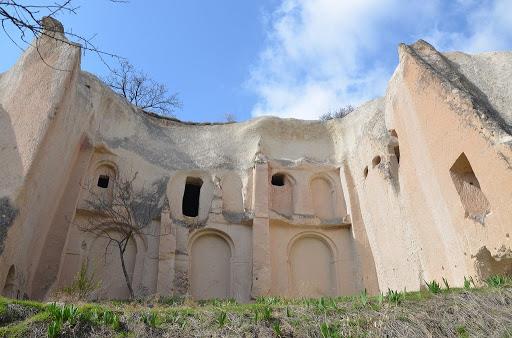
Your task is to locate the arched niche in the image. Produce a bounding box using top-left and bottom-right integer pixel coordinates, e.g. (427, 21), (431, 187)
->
(270, 172), (295, 217)
(387, 130), (400, 163)
(189, 230), (233, 300)
(87, 233), (137, 299)
(288, 233), (337, 297)
(387, 130), (400, 179)
(2, 265), (17, 298)
(310, 175), (336, 220)
(221, 173), (244, 214)
(91, 162), (118, 204)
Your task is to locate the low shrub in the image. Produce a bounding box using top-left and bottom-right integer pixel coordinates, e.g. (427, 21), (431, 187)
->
(463, 276), (475, 289)
(141, 311), (159, 328)
(47, 303), (79, 324)
(386, 289), (404, 305)
(425, 280), (442, 294)
(320, 321), (340, 338)
(215, 311), (227, 328)
(273, 321), (283, 337)
(485, 275), (510, 287)
(358, 289), (369, 306)
(61, 260), (100, 300)
(101, 309), (120, 330)
(261, 306), (272, 321)
(47, 320), (61, 338)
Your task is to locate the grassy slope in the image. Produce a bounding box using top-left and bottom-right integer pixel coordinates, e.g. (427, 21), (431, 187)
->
(0, 286), (511, 337)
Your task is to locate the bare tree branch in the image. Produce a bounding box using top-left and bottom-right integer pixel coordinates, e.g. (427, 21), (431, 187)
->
(1, 2), (186, 115)
(0, 1), (125, 69)
(77, 172), (168, 299)
(224, 112), (236, 123)
(104, 60), (182, 117)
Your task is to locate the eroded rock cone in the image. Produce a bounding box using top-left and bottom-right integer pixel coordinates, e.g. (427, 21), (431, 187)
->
(40, 16), (64, 34)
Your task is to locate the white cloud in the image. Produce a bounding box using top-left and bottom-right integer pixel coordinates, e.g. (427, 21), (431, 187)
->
(249, 0), (512, 119)
(466, 0), (512, 51)
(250, 0), (400, 119)
(426, 0), (512, 52)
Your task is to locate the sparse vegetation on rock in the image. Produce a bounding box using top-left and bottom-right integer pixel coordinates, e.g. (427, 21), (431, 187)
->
(0, 276), (511, 337)
(319, 105), (355, 121)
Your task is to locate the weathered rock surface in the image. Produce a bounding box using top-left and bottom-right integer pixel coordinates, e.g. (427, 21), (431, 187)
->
(0, 20), (511, 301)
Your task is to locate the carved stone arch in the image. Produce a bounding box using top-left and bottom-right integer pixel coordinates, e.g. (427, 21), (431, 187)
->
(93, 160), (118, 184)
(188, 229), (234, 300)
(90, 160), (118, 203)
(93, 160), (119, 175)
(187, 228), (235, 254)
(309, 173), (337, 220)
(271, 171), (297, 187)
(86, 231), (138, 299)
(286, 231), (338, 259)
(87, 228), (147, 255)
(270, 171), (296, 217)
(287, 232), (338, 297)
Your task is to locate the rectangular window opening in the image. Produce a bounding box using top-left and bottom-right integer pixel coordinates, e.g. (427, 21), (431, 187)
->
(97, 175), (110, 189)
(271, 174), (285, 186)
(182, 177), (203, 217)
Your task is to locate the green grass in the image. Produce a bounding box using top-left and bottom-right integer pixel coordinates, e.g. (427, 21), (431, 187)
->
(464, 276), (475, 289)
(0, 297), (45, 311)
(425, 280), (442, 294)
(456, 325), (469, 338)
(485, 274), (512, 287)
(0, 311), (50, 338)
(0, 303), (6, 319)
(0, 277), (511, 337)
(320, 321), (340, 338)
(214, 311), (227, 328)
(386, 289), (404, 304)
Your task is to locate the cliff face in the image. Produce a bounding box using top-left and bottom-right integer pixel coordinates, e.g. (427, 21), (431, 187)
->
(445, 50), (512, 127)
(0, 23), (511, 301)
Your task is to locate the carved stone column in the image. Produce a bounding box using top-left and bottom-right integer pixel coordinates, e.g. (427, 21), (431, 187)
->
(251, 154), (271, 297)
(156, 206), (176, 296)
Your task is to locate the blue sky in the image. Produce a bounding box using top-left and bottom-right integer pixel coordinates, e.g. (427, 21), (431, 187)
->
(1, 0), (512, 121)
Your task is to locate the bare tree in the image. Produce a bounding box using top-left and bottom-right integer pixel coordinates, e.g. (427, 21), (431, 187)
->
(319, 104), (355, 121)
(224, 112), (236, 123)
(78, 172), (164, 299)
(2, 2), (183, 117)
(105, 60), (182, 117)
(0, 1), (123, 59)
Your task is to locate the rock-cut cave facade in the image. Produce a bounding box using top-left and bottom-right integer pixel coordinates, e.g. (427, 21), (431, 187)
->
(1, 20), (512, 301)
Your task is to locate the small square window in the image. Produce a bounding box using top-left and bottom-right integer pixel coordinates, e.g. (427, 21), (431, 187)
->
(271, 174), (285, 186)
(97, 175), (110, 189)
